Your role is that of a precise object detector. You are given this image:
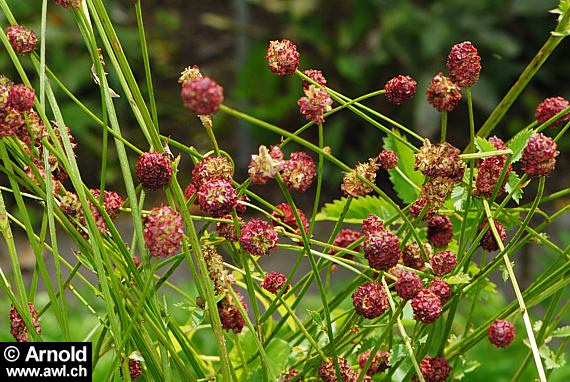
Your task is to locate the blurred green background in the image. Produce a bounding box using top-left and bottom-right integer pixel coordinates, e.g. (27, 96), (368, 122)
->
(0, 0), (569, 380)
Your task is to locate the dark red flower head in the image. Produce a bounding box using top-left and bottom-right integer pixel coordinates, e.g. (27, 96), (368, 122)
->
(447, 41), (481, 87)
(303, 69), (327, 91)
(240, 219), (278, 256)
(358, 349), (391, 375)
(10, 302), (41, 342)
(271, 203), (309, 235)
(6, 25), (37, 55)
(488, 319), (515, 348)
(265, 39), (300, 76)
(521, 133), (559, 177)
(261, 272), (290, 295)
(395, 270), (423, 300)
(414, 356), (451, 382)
(318, 357), (358, 382)
(426, 72), (462, 112)
(411, 289), (442, 324)
(197, 179), (238, 217)
(430, 250), (457, 276)
(535, 96), (570, 128)
(384, 75), (417, 105)
(135, 152), (173, 191)
(143, 206), (183, 257)
(364, 230), (401, 271)
(428, 279), (452, 304)
(378, 149), (399, 170)
(479, 220), (507, 252)
(281, 152), (316, 192)
(427, 215), (453, 248)
(352, 282), (388, 319)
(181, 77), (224, 115)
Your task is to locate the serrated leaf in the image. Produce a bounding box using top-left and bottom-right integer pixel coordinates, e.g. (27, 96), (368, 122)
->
(389, 344), (407, 365)
(533, 320), (543, 333)
(475, 137), (497, 153)
(540, 344), (566, 370)
(551, 325), (570, 338)
(505, 171), (523, 204)
(451, 185), (467, 211)
(508, 128), (533, 163)
(316, 196), (399, 224)
(454, 356), (481, 380)
(446, 273), (471, 284)
(383, 130), (425, 203)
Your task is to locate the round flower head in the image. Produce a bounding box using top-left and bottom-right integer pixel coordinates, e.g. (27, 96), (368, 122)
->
(521, 133), (559, 177)
(395, 270), (423, 300)
(298, 84), (333, 125)
(352, 281), (388, 319)
(218, 291), (247, 333)
(410, 198), (429, 219)
(318, 357), (358, 382)
(135, 152), (173, 191)
(419, 176), (456, 215)
(535, 96), (570, 128)
(16, 111), (47, 147)
(411, 289), (443, 324)
(358, 349), (391, 376)
(414, 356), (451, 382)
(54, 0), (81, 8)
(384, 75), (417, 105)
(475, 137), (512, 198)
(0, 107), (23, 137)
(8, 84), (35, 112)
(240, 219), (278, 256)
(264, 39), (300, 76)
(331, 228), (362, 257)
(248, 145), (284, 185)
(189, 156), (233, 193)
(479, 220), (506, 252)
(197, 178), (238, 217)
(427, 215), (453, 248)
(378, 149), (399, 170)
(6, 25), (37, 55)
(341, 158), (381, 197)
(361, 214), (385, 236)
(430, 250), (457, 276)
(280, 152), (316, 192)
(261, 272), (290, 294)
(216, 215), (242, 242)
(446, 41), (481, 87)
(10, 303), (41, 342)
(415, 139), (465, 181)
(428, 279), (452, 303)
(88, 189), (124, 233)
(403, 242), (430, 270)
(488, 319), (515, 348)
(181, 77), (223, 115)
(128, 359), (142, 380)
(271, 203), (309, 235)
(426, 72), (462, 112)
(143, 206), (183, 257)
(303, 69), (327, 91)
(364, 230), (402, 271)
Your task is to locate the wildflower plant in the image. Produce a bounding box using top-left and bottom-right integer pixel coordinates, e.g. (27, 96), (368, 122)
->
(0, 1), (569, 381)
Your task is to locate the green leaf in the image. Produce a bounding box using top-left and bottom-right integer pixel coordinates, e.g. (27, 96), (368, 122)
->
(316, 196), (399, 224)
(454, 356), (481, 380)
(551, 325), (570, 338)
(383, 130), (425, 204)
(505, 171), (523, 204)
(446, 273), (471, 284)
(451, 185), (467, 211)
(539, 344), (566, 370)
(389, 343), (407, 366)
(507, 128), (533, 163)
(475, 137), (497, 153)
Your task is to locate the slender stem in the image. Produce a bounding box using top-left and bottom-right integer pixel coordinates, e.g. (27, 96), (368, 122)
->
(441, 111), (447, 143)
(482, 196), (546, 382)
